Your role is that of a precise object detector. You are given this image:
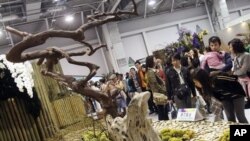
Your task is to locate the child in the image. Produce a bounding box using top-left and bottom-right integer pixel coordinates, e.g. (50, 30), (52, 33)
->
(201, 47), (225, 71)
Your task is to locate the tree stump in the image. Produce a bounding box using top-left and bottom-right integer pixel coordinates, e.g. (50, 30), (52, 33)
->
(106, 91), (161, 141)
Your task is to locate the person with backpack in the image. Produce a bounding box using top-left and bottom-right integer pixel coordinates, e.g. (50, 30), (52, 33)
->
(191, 68), (248, 123)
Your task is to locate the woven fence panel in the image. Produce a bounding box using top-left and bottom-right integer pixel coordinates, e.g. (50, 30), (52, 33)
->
(52, 95), (86, 128)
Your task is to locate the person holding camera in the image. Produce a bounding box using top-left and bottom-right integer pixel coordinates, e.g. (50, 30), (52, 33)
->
(166, 53), (196, 109)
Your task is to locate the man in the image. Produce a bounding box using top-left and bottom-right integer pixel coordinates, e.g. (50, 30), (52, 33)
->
(166, 53), (196, 109)
(205, 36), (232, 75)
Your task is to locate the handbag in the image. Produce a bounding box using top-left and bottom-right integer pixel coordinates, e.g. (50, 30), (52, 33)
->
(153, 92), (168, 105)
(170, 103), (177, 119)
(235, 56), (250, 78)
(175, 84), (190, 100)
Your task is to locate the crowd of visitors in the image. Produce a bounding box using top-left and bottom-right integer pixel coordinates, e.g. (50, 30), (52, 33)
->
(86, 36), (250, 123)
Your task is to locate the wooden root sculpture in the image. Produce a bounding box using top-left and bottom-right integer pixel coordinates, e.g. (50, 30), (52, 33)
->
(4, 1), (161, 141)
(106, 91), (161, 141)
(5, 0), (137, 118)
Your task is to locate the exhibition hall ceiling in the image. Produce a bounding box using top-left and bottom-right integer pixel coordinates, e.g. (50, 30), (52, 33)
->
(0, 0), (208, 26)
(0, 0), (238, 47)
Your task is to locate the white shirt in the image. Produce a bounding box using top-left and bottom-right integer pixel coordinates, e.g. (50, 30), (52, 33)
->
(174, 67), (185, 84)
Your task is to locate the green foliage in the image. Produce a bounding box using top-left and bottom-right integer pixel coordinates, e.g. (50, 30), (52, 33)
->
(219, 130), (230, 141)
(82, 130), (111, 141)
(160, 128), (195, 141)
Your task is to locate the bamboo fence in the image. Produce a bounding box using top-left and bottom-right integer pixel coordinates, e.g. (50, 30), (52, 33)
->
(0, 62), (87, 141)
(52, 95), (86, 128)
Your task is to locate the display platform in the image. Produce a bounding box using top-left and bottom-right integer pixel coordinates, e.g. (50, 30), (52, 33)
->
(153, 120), (234, 141)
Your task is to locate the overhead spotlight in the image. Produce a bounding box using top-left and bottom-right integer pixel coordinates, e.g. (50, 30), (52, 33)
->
(53, 0), (59, 2)
(65, 15), (74, 23)
(0, 30), (3, 37)
(148, 0), (156, 6)
(227, 27), (232, 31)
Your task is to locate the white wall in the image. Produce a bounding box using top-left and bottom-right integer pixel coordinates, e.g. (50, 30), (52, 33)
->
(118, 0), (250, 64)
(243, 8), (250, 15)
(146, 25), (179, 53)
(118, 7), (211, 60)
(60, 46), (108, 76)
(182, 19), (212, 33)
(121, 34), (148, 61)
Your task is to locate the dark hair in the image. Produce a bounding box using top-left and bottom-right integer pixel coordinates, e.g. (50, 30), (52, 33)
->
(125, 72), (129, 79)
(145, 55), (155, 70)
(94, 81), (100, 87)
(192, 48), (199, 58)
(180, 56), (189, 67)
(115, 72), (119, 77)
(141, 64), (146, 68)
(165, 55), (172, 67)
(99, 78), (106, 83)
(205, 46), (211, 52)
(134, 60), (141, 65)
(209, 36), (221, 46)
(130, 67), (136, 71)
(155, 64), (160, 69)
(172, 53), (181, 60)
(228, 38), (246, 53)
(191, 68), (213, 96)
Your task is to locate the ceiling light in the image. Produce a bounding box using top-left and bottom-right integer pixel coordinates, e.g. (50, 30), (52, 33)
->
(148, 0), (156, 6)
(0, 30), (3, 37)
(65, 15), (74, 23)
(227, 27), (232, 31)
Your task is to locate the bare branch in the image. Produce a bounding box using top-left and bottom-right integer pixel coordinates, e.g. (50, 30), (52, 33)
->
(5, 26), (30, 38)
(80, 41), (107, 55)
(4, 0), (138, 117)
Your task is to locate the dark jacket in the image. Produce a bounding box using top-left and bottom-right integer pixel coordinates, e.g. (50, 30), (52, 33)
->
(166, 66), (196, 99)
(212, 73), (245, 101)
(221, 52), (233, 72)
(128, 78), (137, 92)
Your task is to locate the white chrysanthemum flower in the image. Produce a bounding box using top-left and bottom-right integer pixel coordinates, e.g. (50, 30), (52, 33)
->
(0, 55), (34, 98)
(0, 62), (6, 69)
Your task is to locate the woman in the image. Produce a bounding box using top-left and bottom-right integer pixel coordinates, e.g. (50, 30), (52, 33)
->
(189, 48), (201, 68)
(229, 38), (250, 104)
(191, 68), (248, 123)
(142, 64), (158, 114)
(146, 55), (169, 120)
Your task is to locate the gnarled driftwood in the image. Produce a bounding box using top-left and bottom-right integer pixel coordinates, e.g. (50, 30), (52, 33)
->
(5, 0), (137, 118)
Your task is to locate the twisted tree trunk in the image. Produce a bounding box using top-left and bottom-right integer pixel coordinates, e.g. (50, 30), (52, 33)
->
(5, 0), (137, 118)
